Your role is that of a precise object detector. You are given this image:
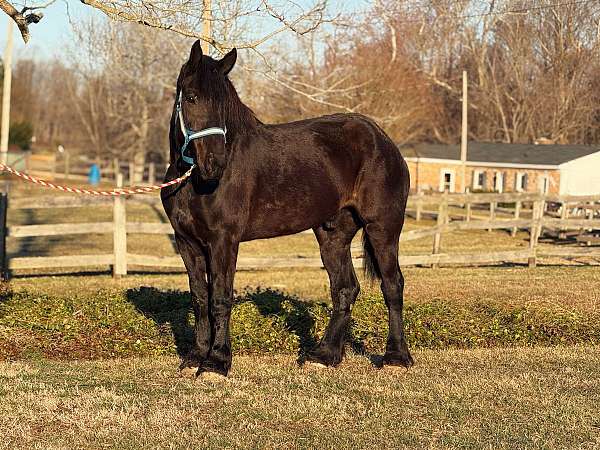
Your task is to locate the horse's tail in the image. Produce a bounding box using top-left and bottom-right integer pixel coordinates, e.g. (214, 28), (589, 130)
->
(362, 230), (381, 283)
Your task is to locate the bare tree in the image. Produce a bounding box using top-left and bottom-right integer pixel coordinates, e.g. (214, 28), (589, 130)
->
(5, 0), (600, 150)
(2, 0), (332, 53)
(0, 0), (57, 42)
(63, 18), (187, 180)
(367, 0), (600, 144)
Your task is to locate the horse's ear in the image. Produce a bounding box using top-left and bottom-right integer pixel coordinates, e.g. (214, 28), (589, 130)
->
(188, 40), (203, 67)
(219, 48), (237, 76)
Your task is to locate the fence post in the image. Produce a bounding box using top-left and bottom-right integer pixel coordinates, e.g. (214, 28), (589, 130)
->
(51, 154), (56, 180)
(559, 200), (569, 239)
(113, 158), (120, 181)
(528, 196), (545, 268)
(148, 162), (156, 185)
(64, 150), (70, 181)
(465, 188), (472, 222)
(113, 173), (127, 278)
(432, 192), (448, 269)
(511, 200), (521, 237)
(415, 188), (423, 222)
(0, 183), (8, 281)
(128, 161), (135, 185)
(488, 200), (496, 232)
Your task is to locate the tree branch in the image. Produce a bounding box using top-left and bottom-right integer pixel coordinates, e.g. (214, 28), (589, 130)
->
(0, 0), (56, 43)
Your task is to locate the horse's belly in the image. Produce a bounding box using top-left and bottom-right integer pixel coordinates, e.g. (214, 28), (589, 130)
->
(242, 191), (341, 241)
(241, 225), (311, 241)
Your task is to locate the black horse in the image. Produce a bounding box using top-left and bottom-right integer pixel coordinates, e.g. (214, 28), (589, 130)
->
(161, 41), (413, 377)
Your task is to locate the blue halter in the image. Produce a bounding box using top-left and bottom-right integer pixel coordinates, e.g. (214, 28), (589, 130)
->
(176, 91), (227, 165)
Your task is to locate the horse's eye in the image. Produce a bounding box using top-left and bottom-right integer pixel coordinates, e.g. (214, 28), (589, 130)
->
(185, 94), (197, 103)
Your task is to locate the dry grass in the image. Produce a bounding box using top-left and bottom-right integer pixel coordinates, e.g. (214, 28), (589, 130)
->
(9, 266), (600, 313)
(0, 347), (598, 449)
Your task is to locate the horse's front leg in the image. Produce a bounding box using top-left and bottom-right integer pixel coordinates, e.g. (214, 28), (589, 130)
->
(175, 234), (210, 375)
(203, 238), (239, 377)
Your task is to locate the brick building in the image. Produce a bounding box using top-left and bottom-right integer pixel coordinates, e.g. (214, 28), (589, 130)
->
(402, 143), (600, 195)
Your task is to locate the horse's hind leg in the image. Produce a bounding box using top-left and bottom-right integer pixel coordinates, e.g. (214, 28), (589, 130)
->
(364, 222), (413, 368)
(308, 208), (360, 367)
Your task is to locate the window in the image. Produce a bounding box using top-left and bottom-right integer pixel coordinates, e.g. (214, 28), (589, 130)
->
(493, 171), (505, 193)
(515, 172), (528, 192)
(538, 175), (550, 194)
(439, 169), (456, 192)
(472, 170), (486, 190)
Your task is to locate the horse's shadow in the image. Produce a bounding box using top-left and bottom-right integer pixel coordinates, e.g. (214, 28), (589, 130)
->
(126, 287), (194, 357)
(243, 287), (320, 360)
(125, 286), (327, 360)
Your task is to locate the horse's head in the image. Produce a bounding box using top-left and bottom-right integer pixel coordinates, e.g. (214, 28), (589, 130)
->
(174, 40), (237, 182)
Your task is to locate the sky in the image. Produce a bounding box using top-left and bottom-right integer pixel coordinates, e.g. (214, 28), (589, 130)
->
(1, 0), (368, 62)
(1, 1), (99, 60)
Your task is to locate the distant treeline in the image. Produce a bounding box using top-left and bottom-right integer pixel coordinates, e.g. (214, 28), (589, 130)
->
(2, 0), (599, 169)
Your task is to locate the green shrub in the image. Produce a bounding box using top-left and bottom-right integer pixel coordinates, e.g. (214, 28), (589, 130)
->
(231, 302), (298, 353)
(9, 121), (34, 150)
(0, 286), (598, 360)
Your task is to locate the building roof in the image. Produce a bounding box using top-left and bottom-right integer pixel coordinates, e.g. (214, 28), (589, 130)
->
(402, 142), (600, 166)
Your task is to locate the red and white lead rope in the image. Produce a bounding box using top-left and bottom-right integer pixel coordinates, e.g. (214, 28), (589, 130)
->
(0, 162), (194, 196)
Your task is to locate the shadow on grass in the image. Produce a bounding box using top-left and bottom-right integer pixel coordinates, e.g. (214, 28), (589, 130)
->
(125, 286), (324, 360)
(243, 287), (320, 357)
(126, 287), (193, 358)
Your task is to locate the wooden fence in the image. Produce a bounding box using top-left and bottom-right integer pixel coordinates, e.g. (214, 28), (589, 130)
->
(26, 153), (167, 185)
(1, 186), (599, 279)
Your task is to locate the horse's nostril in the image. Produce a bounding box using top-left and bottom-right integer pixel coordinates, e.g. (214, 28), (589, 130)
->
(205, 153), (214, 171)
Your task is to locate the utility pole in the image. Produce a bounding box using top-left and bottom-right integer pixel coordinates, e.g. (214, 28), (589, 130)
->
(202, 0), (211, 54)
(460, 70), (468, 193)
(1, 21), (14, 166)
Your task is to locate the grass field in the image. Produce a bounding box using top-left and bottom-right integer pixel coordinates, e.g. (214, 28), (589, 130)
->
(9, 265), (600, 310)
(1, 347), (599, 449)
(2, 266), (598, 448)
(1, 267), (599, 360)
(2, 184), (600, 448)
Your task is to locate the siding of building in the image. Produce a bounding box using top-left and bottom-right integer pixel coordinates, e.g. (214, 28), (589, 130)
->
(405, 159), (561, 194)
(558, 151), (600, 196)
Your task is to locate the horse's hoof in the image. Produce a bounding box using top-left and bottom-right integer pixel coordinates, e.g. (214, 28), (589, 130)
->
(305, 347), (343, 368)
(383, 364), (410, 374)
(383, 351), (414, 369)
(304, 360), (329, 369)
(180, 366), (199, 378)
(198, 370), (228, 382)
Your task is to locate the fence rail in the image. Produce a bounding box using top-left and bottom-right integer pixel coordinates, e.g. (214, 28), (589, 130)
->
(26, 153), (168, 186)
(1, 187), (600, 279)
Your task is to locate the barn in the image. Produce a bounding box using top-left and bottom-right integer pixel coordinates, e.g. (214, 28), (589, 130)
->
(402, 142), (600, 195)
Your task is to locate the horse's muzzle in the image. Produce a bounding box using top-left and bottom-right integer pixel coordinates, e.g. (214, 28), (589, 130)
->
(196, 151), (225, 182)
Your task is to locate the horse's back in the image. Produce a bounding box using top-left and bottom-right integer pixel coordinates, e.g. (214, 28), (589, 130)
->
(263, 112), (408, 196)
(265, 113), (404, 164)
